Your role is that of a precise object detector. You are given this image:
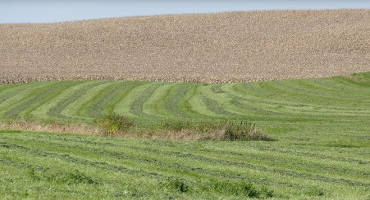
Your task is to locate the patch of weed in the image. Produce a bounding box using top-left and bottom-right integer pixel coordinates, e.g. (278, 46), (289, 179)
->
(161, 178), (190, 193)
(222, 121), (273, 141)
(28, 168), (98, 185)
(304, 186), (324, 197)
(97, 114), (135, 135)
(205, 180), (273, 198)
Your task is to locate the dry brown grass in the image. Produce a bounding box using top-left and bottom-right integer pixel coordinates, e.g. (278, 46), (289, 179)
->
(1, 9), (370, 84)
(0, 120), (272, 141)
(0, 121), (215, 140)
(0, 121), (100, 135)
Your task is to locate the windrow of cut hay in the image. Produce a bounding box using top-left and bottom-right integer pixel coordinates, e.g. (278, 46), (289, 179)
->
(1, 9), (370, 84)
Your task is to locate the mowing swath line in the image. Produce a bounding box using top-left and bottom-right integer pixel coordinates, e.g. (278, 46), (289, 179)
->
(262, 80), (367, 106)
(103, 141), (370, 182)
(123, 141), (370, 182)
(57, 82), (115, 122)
(164, 84), (196, 118)
(111, 83), (153, 118)
(2, 139), (290, 198)
(85, 82), (138, 118)
(8, 134), (369, 188)
(230, 83), (370, 117)
(212, 85), (287, 118)
(291, 79), (370, 99)
(21, 82), (81, 118)
(0, 73), (368, 124)
(0, 145), (104, 187)
(47, 81), (107, 120)
(231, 83), (325, 111)
(0, 82), (48, 113)
(129, 83), (164, 118)
(271, 81), (370, 113)
(200, 85), (244, 118)
(117, 139), (370, 179)
(180, 84), (211, 118)
(28, 81), (91, 120)
(200, 95), (242, 119)
(223, 85), (289, 116)
(318, 77), (370, 94)
(0, 84), (19, 101)
(336, 75), (370, 88)
(0, 137), (287, 188)
(1, 82), (61, 118)
(74, 81), (115, 119)
(0, 139), (205, 186)
(5, 130), (370, 197)
(3, 82), (72, 119)
(142, 83), (173, 118)
(224, 84), (307, 117)
(140, 138), (370, 166)
(104, 82), (148, 116)
(0, 141), (168, 182)
(206, 88), (282, 120)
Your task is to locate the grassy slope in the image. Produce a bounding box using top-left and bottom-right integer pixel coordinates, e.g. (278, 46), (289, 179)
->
(0, 72), (369, 199)
(1, 130), (369, 200)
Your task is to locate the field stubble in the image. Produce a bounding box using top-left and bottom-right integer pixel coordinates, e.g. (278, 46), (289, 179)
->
(1, 9), (370, 83)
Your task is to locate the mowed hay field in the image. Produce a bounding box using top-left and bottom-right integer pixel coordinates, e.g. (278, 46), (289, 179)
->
(1, 9), (370, 200)
(1, 9), (370, 83)
(0, 73), (370, 199)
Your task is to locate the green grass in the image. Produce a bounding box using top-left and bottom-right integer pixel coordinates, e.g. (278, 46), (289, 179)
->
(0, 130), (369, 199)
(0, 73), (369, 127)
(0, 72), (370, 199)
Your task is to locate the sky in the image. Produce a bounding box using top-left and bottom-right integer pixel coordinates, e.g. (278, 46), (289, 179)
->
(1, 0), (370, 23)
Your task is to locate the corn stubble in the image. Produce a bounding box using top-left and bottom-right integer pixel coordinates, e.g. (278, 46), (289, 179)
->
(1, 10), (370, 84)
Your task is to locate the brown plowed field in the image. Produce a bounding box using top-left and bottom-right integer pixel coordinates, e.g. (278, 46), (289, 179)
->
(1, 9), (370, 83)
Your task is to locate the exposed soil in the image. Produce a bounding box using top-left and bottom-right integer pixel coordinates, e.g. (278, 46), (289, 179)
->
(1, 9), (370, 83)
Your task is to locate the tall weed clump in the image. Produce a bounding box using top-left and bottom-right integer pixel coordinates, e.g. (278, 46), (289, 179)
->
(158, 119), (273, 141)
(222, 121), (273, 141)
(96, 114), (273, 141)
(97, 114), (135, 136)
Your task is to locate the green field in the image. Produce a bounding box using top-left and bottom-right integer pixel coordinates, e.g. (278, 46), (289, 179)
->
(0, 72), (370, 199)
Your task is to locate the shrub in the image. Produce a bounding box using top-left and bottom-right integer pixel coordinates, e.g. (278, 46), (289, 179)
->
(156, 119), (273, 141)
(222, 121), (273, 141)
(97, 114), (135, 136)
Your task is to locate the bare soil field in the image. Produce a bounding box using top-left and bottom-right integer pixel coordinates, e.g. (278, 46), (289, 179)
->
(1, 9), (370, 83)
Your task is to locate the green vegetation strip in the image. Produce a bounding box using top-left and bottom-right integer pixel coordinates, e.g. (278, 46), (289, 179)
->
(0, 73), (368, 124)
(0, 130), (369, 199)
(0, 72), (369, 199)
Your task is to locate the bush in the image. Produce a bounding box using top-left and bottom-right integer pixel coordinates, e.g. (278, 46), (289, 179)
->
(97, 114), (135, 136)
(156, 119), (273, 141)
(222, 121), (273, 141)
(159, 120), (218, 133)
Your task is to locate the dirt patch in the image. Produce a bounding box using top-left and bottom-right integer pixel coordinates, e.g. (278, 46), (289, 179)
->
(1, 10), (370, 83)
